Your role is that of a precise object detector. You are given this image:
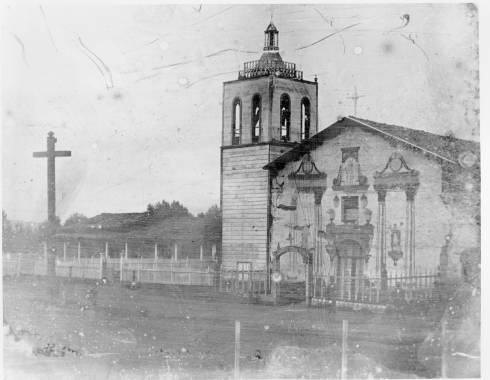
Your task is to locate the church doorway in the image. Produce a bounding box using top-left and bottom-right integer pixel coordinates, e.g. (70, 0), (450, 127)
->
(272, 245), (312, 303)
(278, 251), (306, 301)
(336, 240), (364, 301)
(280, 250), (305, 282)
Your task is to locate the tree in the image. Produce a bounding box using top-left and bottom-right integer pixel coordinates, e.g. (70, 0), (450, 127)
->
(2, 210), (13, 252)
(146, 203), (156, 216)
(146, 199), (191, 220)
(203, 205), (222, 242)
(2, 211), (45, 253)
(64, 213), (89, 226)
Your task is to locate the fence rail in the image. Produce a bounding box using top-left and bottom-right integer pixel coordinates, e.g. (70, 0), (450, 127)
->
(3, 252), (441, 306)
(3, 253), (218, 287)
(219, 269), (268, 295)
(312, 271), (440, 305)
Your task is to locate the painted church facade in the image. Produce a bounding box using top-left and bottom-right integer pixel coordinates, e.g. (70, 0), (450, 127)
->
(220, 23), (480, 298)
(265, 117), (480, 282)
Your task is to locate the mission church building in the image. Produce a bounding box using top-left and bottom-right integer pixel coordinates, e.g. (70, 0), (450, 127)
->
(220, 23), (480, 303)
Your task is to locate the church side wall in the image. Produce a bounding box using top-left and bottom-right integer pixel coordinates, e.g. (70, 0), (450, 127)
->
(270, 127), (462, 277)
(221, 145), (271, 270)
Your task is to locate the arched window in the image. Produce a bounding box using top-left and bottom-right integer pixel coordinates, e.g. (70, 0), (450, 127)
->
(232, 98), (241, 145)
(301, 97), (311, 140)
(280, 94), (291, 142)
(251, 94), (261, 143)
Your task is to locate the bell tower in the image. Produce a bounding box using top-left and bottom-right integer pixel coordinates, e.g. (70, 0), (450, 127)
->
(220, 22), (318, 271)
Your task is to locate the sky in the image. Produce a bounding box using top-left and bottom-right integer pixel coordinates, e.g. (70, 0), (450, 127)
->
(1, 3), (479, 222)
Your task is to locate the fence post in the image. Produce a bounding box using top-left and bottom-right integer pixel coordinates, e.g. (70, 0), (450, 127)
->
(361, 275), (365, 302)
(99, 254), (103, 279)
(138, 256), (142, 282)
(120, 253), (123, 282)
(212, 244), (216, 261)
(200, 244), (203, 262)
(105, 241), (109, 260)
(441, 317), (447, 378)
(77, 241), (81, 263)
(234, 320), (240, 380)
(17, 254), (21, 276)
(235, 267), (239, 293)
(341, 319), (348, 379)
(43, 242), (48, 274)
(154, 243), (158, 262)
(174, 243), (178, 261)
(251, 269), (254, 294)
(63, 242), (67, 261)
(429, 269), (434, 299)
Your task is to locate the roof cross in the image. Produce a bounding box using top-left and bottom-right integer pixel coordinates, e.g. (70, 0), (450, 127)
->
(347, 86), (366, 116)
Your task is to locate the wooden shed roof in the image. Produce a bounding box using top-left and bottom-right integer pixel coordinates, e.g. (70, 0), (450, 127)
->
(54, 215), (206, 243)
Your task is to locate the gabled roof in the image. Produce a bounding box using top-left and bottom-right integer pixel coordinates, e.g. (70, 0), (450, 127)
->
(85, 212), (149, 231)
(264, 116), (480, 172)
(54, 215), (206, 243)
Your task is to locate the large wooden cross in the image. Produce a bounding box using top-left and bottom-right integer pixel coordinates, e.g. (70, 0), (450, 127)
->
(33, 131), (71, 224)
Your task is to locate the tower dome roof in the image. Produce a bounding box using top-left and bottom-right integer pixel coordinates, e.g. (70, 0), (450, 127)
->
(258, 51), (284, 67)
(238, 23), (303, 80)
(265, 22), (278, 33)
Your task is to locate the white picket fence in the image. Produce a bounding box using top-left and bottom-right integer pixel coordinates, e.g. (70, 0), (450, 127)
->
(117, 258), (216, 286)
(56, 260), (102, 280)
(3, 253), (217, 286)
(2, 253), (47, 276)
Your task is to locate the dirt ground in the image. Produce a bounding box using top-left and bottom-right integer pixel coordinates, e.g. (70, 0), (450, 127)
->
(3, 275), (443, 379)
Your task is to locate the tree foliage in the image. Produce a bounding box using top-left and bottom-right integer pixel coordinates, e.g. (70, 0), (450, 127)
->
(146, 200), (191, 220)
(202, 205), (222, 242)
(2, 210), (45, 253)
(2, 210), (13, 252)
(64, 213), (89, 226)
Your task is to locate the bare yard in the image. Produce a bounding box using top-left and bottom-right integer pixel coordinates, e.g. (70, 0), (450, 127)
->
(3, 276), (444, 379)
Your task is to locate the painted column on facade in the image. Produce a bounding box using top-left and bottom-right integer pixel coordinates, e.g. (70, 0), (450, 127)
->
(377, 190), (387, 288)
(406, 186), (418, 277)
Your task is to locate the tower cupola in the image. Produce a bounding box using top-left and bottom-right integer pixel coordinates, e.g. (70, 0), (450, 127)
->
(264, 22), (279, 51)
(239, 23), (303, 80)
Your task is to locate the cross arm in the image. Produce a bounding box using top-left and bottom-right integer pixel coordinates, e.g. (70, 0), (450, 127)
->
(54, 151), (72, 157)
(33, 150), (71, 157)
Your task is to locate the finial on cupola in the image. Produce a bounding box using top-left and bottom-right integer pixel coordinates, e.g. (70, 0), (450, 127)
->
(264, 22), (279, 51)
